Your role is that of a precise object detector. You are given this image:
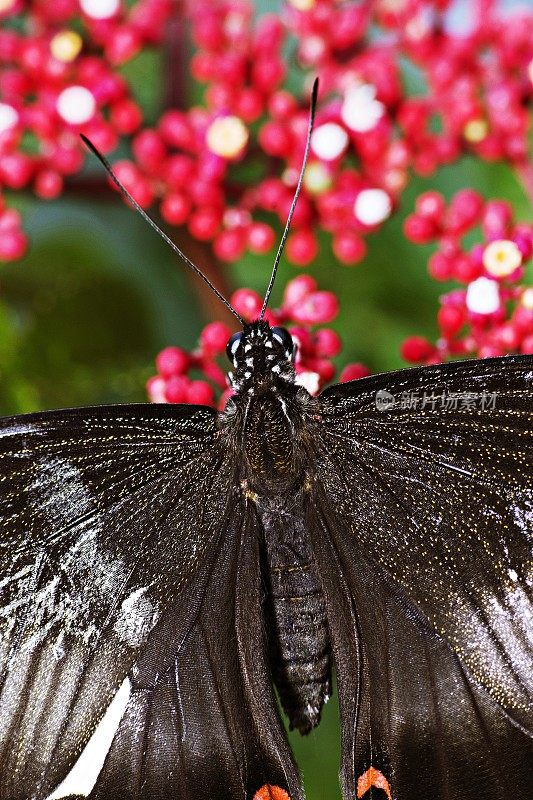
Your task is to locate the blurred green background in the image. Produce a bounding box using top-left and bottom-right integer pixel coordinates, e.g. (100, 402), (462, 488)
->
(1, 29), (532, 800)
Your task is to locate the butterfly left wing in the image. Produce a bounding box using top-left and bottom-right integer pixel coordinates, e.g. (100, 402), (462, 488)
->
(0, 404), (300, 800)
(312, 355), (533, 799)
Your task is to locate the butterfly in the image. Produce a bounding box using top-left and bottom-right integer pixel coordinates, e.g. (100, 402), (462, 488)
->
(0, 79), (532, 800)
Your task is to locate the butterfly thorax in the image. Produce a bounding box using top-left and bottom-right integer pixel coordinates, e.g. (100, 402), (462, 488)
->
(222, 320), (310, 491)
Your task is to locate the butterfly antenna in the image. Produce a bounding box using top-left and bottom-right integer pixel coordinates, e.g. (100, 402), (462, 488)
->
(259, 77), (319, 321)
(80, 134), (245, 326)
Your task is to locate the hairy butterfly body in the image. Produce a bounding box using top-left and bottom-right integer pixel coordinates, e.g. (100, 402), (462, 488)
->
(0, 79), (532, 800)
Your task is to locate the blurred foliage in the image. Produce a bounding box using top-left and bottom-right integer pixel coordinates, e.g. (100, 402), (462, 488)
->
(0, 26), (531, 800)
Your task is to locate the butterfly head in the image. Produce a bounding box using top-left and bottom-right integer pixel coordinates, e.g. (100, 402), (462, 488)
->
(226, 320), (296, 394)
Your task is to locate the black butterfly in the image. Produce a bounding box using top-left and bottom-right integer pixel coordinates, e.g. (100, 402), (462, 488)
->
(0, 79), (532, 800)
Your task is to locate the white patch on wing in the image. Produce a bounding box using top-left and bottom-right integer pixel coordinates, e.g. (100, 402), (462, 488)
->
(113, 586), (160, 647)
(512, 500), (533, 538)
(1, 458), (130, 663)
(30, 457), (95, 525)
(0, 422), (41, 439)
(47, 678), (131, 799)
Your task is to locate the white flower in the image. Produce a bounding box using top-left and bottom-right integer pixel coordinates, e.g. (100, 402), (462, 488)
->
(0, 104), (18, 135)
(80, 0), (120, 19)
(57, 86), (96, 125)
(341, 84), (385, 133)
(466, 277), (501, 314)
(311, 122), (349, 161)
(354, 189), (392, 226)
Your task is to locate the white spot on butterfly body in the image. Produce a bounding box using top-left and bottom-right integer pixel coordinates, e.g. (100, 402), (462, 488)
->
(508, 569), (519, 582)
(113, 586), (160, 647)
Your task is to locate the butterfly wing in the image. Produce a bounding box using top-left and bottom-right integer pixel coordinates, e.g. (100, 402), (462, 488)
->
(0, 405), (300, 800)
(313, 355), (533, 799)
(89, 502), (302, 800)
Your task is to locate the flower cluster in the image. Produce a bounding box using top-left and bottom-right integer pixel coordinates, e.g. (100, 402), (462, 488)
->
(402, 190), (533, 363)
(1, 1), (531, 406)
(147, 274), (370, 408)
(0, 0), (172, 259)
(120, 0), (532, 268)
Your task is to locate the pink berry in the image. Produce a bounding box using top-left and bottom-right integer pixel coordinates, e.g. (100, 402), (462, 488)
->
(478, 344), (504, 359)
(231, 288), (262, 320)
(132, 129), (166, 171)
(314, 328), (342, 357)
(446, 189), (484, 234)
(0, 153), (33, 189)
(291, 291), (339, 324)
(491, 323), (520, 352)
(166, 155), (195, 187)
(105, 26), (141, 65)
(403, 214), (437, 244)
(200, 321), (233, 354)
(188, 207), (222, 241)
(330, 5), (367, 49)
(187, 380), (215, 406)
(165, 375), (190, 403)
(339, 363), (371, 382)
(259, 121), (293, 158)
(401, 336), (436, 363)
(0, 228), (27, 261)
(269, 91), (297, 120)
(286, 229), (318, 266)
(34, 169), (63, 199)
(236, 88), (264, 123)
(428, 252), (453, 281)
(415, 191), (446, 222)
(160, 192), (191, 226)
(257, 178), (287, 211)
(437, 306), (465, 336)
(283, 275), (317, 307)
(521, 335), (533, 354)
(482, 200), (513, 238)
(252, 57), (286, 93)
(156, 346), (189, 378)
(248, 222), (275, 254)
(333, 232), (367, 265)
(202, 359), (227, 389)
(159, 110), (194, 150)
(111, 99), (142, 134)
(453, 253), (481, 283)
(146, 375), (167, 403)
(194, 16), (225, 50)
(213, 228), (247, 262)
(307, 358), (335, 383)
(289, 326), (313, 354)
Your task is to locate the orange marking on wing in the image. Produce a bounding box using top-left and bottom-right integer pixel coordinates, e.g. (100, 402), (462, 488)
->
(253, 784), (291, 800)
(356, 766), (393, 800)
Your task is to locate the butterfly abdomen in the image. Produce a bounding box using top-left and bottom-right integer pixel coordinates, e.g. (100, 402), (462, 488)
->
(260, 500), (332, 735)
